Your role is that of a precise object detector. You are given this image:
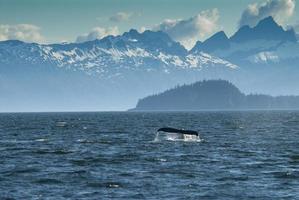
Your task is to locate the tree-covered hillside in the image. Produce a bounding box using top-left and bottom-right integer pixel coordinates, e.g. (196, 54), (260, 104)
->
(133, 80), (299, 111)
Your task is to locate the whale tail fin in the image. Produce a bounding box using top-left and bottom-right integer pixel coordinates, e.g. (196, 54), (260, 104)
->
(157, 127), (199, 136)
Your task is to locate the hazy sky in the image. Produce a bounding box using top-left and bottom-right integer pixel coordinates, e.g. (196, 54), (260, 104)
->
(0, 0), (297, 48)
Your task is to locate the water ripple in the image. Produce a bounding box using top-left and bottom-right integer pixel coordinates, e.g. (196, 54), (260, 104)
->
(0, 111), (299, 199)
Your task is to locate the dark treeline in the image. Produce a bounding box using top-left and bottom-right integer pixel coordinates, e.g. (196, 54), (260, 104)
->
(133, 80), (299, 110)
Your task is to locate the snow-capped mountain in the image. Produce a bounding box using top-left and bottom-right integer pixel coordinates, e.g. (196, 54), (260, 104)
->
(0, 29), (236, 78)
(0, 29), (237, 111)
(191, 16), (299, 65)
(1, 16), (299, 112)
(190, 17), (299, 99)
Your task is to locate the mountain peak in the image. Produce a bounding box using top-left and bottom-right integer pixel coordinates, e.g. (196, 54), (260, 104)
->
(123, 29), (140, 38)
(191, 31), (230, 53)
(257, 16), (276, 27)
(122, 29), (172, 42)
(230, 16), (297, 43)
(212, 31), (229, 40)
(106, 29), (188, 55)
(255, 16), (283, 32)
(137, 30), (188, 55)
(0, 40), (26, 46)
(128, 29), (139, 34)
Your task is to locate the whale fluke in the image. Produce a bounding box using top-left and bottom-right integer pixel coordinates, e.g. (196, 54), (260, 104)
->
(157, 127), (199, 136)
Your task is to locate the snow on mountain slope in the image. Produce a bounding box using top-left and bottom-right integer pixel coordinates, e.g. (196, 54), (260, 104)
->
(248, 51), (280, 64)
(190, 16), (299, 66)
(0, 29), (237, 79)
(213, 39), (282, 58)
(0, 29), (240, 111)
(246, 41), (299, 64)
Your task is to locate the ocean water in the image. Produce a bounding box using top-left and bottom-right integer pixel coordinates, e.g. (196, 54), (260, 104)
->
(0, 111), (299, 199)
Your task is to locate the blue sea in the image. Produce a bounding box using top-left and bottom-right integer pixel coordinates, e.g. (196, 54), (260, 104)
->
(0, 111), (299, 199)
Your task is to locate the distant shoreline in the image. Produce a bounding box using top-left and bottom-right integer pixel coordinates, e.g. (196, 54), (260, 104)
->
(2, 109), (299, 114)
(132, 80), (299, 111)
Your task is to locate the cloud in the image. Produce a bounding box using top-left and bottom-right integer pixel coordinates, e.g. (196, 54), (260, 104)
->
(109, 12), (133, 22)
(139, 26), (147, 33)
(153, 9), (219, 49)
(239, 0), (295, 27)
(76, 27), (120, 43)
(0, 24), (44, 43)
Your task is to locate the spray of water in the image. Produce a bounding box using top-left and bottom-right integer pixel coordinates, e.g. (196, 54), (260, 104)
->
(154, 131), (202, 142)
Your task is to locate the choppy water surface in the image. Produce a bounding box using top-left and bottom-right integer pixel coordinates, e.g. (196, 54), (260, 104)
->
(1, 111), (299, 199)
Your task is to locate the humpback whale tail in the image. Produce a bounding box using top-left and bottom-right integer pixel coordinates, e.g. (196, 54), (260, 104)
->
(154, 127), (201, 142)
(157, 127), (199, 136)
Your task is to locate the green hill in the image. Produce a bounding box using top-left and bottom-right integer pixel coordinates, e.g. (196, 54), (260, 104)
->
(132, 80), (299, 111)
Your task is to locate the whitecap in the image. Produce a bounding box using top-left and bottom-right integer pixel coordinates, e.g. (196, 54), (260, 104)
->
(56, 121), (67, 127)
(158, 158), (167, 162)
(108, 184), (120, 188)
(35, 138), (47, 142)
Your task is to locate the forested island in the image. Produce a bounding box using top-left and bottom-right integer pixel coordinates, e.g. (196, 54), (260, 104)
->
(132, 80), (299, 111)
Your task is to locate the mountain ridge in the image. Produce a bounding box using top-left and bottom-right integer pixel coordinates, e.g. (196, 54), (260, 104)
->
(191, 31), (230, 53)
(132, 80), (299, 111)
(1, 16), (299, 111)
(0, 29), (236, 73)
(230, 16), (296, 43)
(0, 29), (238, 111)
(190, 16), (299, 66)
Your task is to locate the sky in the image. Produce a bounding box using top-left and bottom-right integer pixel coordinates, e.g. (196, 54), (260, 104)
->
(0, 0), (298, 49)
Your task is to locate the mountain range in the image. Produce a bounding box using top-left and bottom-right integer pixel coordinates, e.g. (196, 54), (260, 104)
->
(0, 16), (299, 111)
(192, 16), (298, 65)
